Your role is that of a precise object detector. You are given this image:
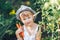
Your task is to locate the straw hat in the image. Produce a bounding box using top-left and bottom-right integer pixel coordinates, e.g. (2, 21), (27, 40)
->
(16, 5), (36, 20)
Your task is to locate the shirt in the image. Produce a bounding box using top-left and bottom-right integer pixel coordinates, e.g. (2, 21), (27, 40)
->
(24, 25), (39, 40)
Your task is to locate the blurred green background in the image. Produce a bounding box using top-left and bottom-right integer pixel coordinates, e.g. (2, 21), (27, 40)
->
(0, 0), (60, 40)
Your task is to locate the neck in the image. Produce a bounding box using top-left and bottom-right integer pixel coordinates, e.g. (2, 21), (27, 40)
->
(25, 22), (37, 28)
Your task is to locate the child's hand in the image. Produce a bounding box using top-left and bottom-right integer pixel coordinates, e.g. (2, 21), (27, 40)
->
(16, 28), (23, 40)
(16, 28), (23, 34)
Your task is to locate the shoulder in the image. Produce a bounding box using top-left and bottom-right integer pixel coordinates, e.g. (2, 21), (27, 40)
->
(34, 23), (41, 31)
(36, 24), (41, 40)
(38, 24), (41, 30)
(37, 24), (41, 35)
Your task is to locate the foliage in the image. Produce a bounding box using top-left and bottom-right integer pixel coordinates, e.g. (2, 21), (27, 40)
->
(38, 0), (60, 40)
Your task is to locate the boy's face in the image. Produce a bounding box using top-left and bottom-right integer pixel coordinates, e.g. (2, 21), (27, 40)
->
(19, 11), (34, 26)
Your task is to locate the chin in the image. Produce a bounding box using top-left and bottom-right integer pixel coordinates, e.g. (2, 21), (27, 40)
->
(28, 23), (32, 26)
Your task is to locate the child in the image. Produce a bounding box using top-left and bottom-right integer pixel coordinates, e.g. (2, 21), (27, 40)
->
(15, 5), (41, 40)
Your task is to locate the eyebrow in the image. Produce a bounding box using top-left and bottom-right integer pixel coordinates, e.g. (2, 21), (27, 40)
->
(20, 14), (31, 19)
(21, 13), (29, 17)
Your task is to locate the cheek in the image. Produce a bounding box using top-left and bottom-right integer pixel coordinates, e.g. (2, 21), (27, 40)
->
(30, 17), (34, 21)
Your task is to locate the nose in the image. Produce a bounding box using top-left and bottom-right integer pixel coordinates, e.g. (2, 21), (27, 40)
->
(25, 17), (29, 20)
